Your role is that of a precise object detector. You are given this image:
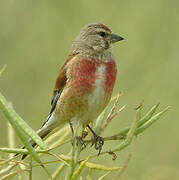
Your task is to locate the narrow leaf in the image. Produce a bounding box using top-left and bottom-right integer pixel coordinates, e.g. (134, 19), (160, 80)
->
(115, 103), (160, 137)
(85, 162), (121, 171)
(0, 92), (48, 150)
(112, 106), (141, 152)
(0, 92), (43, 163)
(136, 106), (170, 135)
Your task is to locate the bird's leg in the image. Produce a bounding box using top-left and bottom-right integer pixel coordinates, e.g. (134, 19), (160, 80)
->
(87, 125), (104, 155)
(76, 136), (86, 150)
(76, 127), (88, 150)
(69, 122), (74, 145)
(69, 122), (86, 149)
(76, 129), (88, 150)
(81, 130), (88, 139)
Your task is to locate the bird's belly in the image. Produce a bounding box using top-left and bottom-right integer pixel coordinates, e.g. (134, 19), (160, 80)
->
(86, 85), (106, 122)
(90, 73), (105, 106)
(56, 60), (116, 126)
(79, 64), (108, 125)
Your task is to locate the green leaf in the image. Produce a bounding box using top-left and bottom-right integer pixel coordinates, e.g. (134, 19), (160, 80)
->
(94, 109), (106, 134)
(115, 103), (160, 137)
(0, 92), (48, 150)
(135, 106), (170, 135)
(0, 92), (45, 163)
(112, 106), (141, 152)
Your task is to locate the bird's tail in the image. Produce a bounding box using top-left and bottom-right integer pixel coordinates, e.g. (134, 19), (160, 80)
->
(21, 127), (51, 159)
(16, 114), (60, 159)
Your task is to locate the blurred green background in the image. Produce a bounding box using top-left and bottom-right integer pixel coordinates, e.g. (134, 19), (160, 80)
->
(0, 0), (178, 179)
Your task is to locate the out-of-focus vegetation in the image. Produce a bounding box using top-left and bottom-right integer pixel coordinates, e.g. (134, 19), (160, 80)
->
(0, 0), (178, 179)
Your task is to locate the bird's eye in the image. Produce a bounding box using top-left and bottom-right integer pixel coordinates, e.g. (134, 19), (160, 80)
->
(99, 31), (106, 37)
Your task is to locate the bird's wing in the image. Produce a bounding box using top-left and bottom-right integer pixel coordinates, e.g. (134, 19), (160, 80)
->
(41, 53), (78, 127)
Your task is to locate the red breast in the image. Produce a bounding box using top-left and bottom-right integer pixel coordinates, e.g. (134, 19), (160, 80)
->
(68, 57), (117, 96)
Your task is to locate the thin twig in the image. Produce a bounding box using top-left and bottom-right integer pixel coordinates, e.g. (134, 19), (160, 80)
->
(0, 169), (28, 180)
(100, 93), (122, 133)
(0, 163), (17, 176)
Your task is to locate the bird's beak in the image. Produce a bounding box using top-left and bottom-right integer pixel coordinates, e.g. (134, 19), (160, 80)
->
(110, 33), (124, 44)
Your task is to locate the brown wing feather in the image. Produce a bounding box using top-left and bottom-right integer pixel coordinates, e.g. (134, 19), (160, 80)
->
(53, 54), (77, 93)
(50, 53), (78, 112)
(41, 53), (78, 127)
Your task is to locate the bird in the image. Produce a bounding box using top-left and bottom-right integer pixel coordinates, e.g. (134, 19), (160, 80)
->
(21, 23), (124, 159)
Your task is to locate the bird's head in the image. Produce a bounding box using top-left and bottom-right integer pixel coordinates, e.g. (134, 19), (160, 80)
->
(72, 23), (124, 58)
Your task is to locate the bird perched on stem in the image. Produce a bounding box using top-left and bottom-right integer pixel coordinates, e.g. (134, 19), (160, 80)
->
(22, 23), (124, 159)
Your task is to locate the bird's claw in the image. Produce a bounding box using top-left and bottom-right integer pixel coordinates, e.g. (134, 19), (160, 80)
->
(91, 135), (104, 155)
(76, 136), (86, 150)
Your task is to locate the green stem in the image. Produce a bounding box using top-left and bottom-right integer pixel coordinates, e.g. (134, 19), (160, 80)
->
(111, 107), (141, 152)
(66, 126), (82, 180)
(0, 147), (48, 154)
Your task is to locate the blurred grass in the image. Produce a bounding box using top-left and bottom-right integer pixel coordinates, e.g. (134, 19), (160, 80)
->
(0, 0), (178, 179)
